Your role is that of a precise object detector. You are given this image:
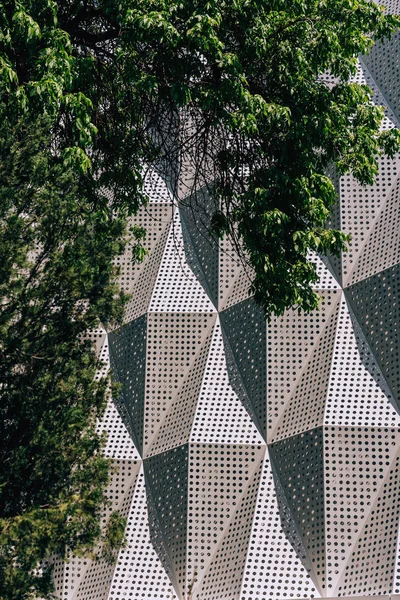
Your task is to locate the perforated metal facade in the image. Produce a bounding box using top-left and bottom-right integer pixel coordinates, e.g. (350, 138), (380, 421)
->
(54, 15), (400, 600)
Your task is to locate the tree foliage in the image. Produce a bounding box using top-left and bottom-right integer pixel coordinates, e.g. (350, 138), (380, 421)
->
(0, 115), (132, 599)
(1, 1), (400, 598)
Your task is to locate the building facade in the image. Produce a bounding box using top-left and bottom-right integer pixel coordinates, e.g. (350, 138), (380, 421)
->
(54, 11), (400, 600)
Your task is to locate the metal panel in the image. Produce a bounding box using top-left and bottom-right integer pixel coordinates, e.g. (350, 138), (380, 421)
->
(324, 426), (400, 596)
(346, 265), (400, 412)
(145, 445), (189, 599)
(108, 466), (178, 600)
(190, 317), (264, 446)
(144, 312), (216, 456)
(270, 429), (326, 595)
(241, 451), (320, 600)
(220, 299), (267, 437)
(187, 443), (265, 600)
(268, 292), (341, 444)
(179, 187), (219, 307)
(108, 315), (147, 452)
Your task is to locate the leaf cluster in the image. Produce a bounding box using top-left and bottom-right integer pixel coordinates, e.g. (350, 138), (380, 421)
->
(3, 0), (399, 318)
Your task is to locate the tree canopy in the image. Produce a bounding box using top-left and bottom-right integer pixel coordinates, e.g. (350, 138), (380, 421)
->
(1, 0), (400, 598)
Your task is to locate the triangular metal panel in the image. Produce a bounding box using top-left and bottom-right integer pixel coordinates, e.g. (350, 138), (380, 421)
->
(98, 397), (142, 461)
(149, 212), (216, 313)
(179, 187), (220, 307)
(144, 445), (189, 599)
(359, 58), (400, 129)
(190, 317), (264, 446)
(187, 443), (265, 599)
(123, 217), (171, 323)
(323, 425), (400, 595)
(340, 161), (400, 291)
(220, 299), (267, 437)
(218, 235), (252, 311)
(269, 429), (326, 594)
(310, 253), (341, 291)
(86, 328), (107, 359)
(334, 447), (400, 596)
(108, 465), (178, 600)
(240, 451), (320, 600)
(115, 203), (172, 305)
(108, 315), (147, 453)
(362, 31), (400, 125)
(346, 159), (400, 287)
(147, 321), (214, 457)
(191, 455), (264, 600)
(346, 265), (400, 412)
(268, 291), (341, 443)
(96, 335), (141, 460)
(324, 296), (400, 428)
(144, 312), (216, 456)
(143, 168), (174, 204)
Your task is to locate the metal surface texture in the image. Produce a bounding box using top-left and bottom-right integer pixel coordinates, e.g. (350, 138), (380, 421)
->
(55, 18), (400, 600)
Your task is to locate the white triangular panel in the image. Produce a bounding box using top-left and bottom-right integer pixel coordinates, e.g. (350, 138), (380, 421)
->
(144, 312), (216, 455)
(192, 457), (264, 600)
(334, 447), (400, 596)
(187, 444), (265, 597)
(219, 235), (253, 311)
(324, 296), (400, 428)
(241, 451), (320, 600)
(147, 322), (214, 456)
(268, 291), (341, 442)
(108, 466), (178, 600)
(310, 253), (341, 290)
(324, 426), (400, 595)
(348, 174), (400, 286)
(190, 317), (264, 445)
(149, 212), (216, 313)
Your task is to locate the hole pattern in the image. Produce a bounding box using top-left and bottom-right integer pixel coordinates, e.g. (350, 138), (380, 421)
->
(219, 235), (251, 311)
(220, 299), (267, 437)
(363, 31), (400, 124)
(180, 187), (219, 307)
(324, 297), (400, 429)
(144, 312), (216, 455)
(346, 265), (400, 412)
(193, 456), (264, 600)
(270, 429), (326, 592)
(324, 426), (400, 595)
(149, 213), (216, 313)
(241, 452), (319, 600)
(143, 169), (173, 204)
(339, 154), (399, 287)
(109, 467), (178, 600)
(145, 445), (189, 597)
(267, 291), (341, 442)
(109, 315), (147, 452)
(147, 323), (213, 457)
(337, 454), (400, 596)
(187, 444), (265, 598)
(349, 174), (400, 286)
(309, 253), (341, 290)
(190, 318), (264, 445)
(115, 203), (172, 298)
